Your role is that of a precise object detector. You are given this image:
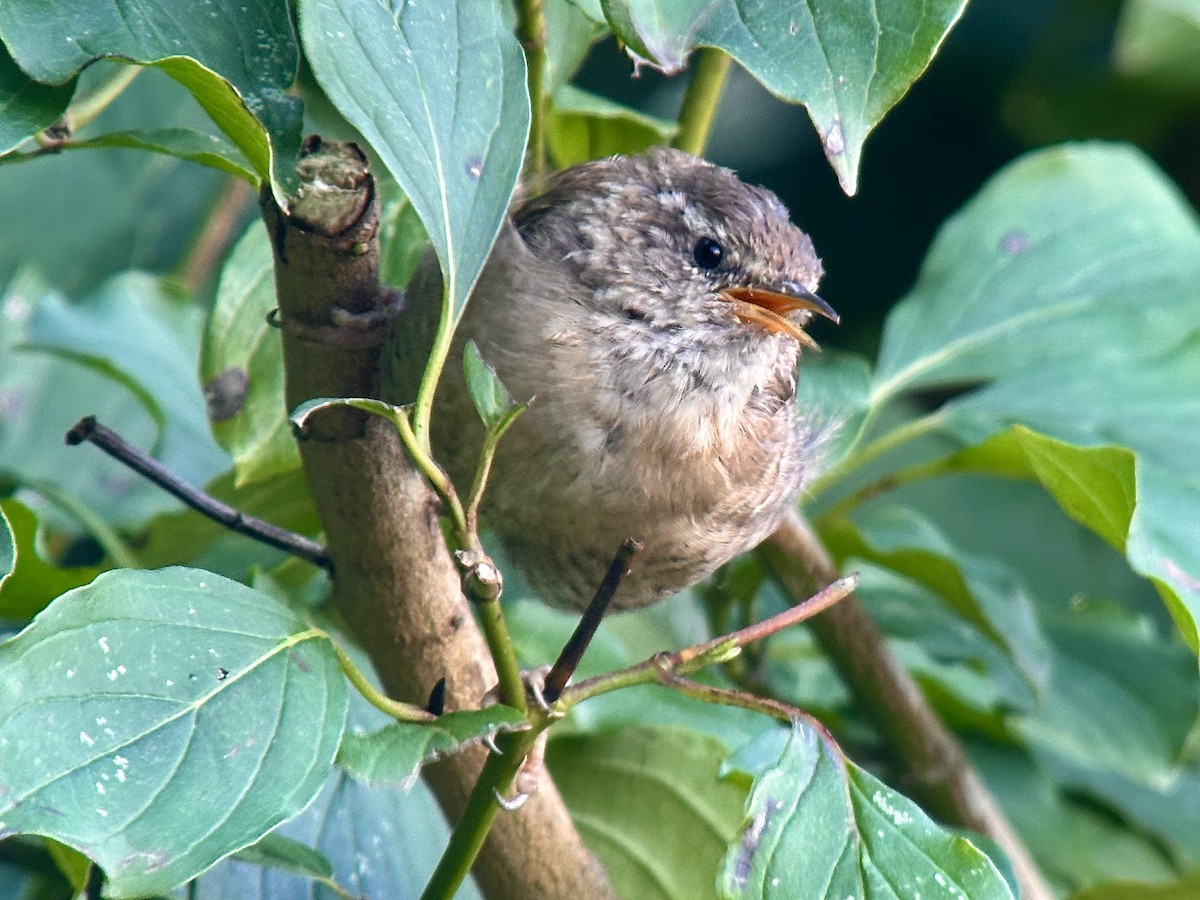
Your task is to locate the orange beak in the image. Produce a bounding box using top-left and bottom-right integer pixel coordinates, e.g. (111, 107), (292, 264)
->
(720, 285), (839, 350)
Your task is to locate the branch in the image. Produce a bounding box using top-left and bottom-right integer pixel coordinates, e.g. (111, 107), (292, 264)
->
(763, 509), (1055, 900)
(260, 136), (611, 900)
(64, 416), (332, 571)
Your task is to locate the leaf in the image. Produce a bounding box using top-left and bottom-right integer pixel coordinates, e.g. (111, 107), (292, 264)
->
(870, 144), (1200, 404)
(545, 0), (608, 91)
(547, 83), (678, 169)
(463, 341), (520, 432)
(0, 499), (101, 622)
(0, 69), (230, 297)
(825, 505), (1051, 698)
(0, 41), (73, 155)
(299, 0), (529, 321)
(547, 726), (748, 900)
(0, 503), (13, 585)
(0, 272), (228, 529)
(202, 223), (300, 487)
(1011, 605), (1198, 789)
(0, 567), (347, 898)
(599, 0), (968, 194)
(859, 144), (1200, 649)
(1074, 871), (1200, 900)
(0, 0), (301, 192)
(719, 721), (1013, 899)
(1114, 0), (1200, 94)
(337, 706), (527, 788)
(231, 832), (333, 881)
(41, 127), (257, 182)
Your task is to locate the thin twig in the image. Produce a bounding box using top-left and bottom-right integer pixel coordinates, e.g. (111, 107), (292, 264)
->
(65, 416), (333, 572)
(560, 575), (857, 709)
(542, 538), (643, 704)
(672, 47), (733, 157)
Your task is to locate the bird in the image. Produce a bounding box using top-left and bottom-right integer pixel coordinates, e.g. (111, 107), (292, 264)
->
(382, 148), (836, 611)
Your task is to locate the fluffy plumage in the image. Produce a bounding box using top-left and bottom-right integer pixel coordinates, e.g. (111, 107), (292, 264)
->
(383, 148), (829, 610)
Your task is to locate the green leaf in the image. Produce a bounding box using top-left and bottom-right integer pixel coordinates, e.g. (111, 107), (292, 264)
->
(337, 706), (527, 788)
(44, 838), (92, 893)
(1114, 0), (1200, 94)
(0, 42), (73, 155)
(299, 0), (529, 321)
(871, 144), (1200, 404)
(825, 505), (1051, 697)
(720, 721), (1013, 900)
(1074, 871), (1200, 900)
(0, 272), (228, 529)
(32, 126), (258, 182)
(202, 223), (300, 487)
(1011, 605), (1198, 788)
(0, 499), (101, 622)
(545, 0), (608, 91)
(463, 341), (521, 432)
(0, 0), (300, 192)
(0, 503), (13, 585)
(859, 144), (1200, 648)
(547, 725), (747, 900)
(0, 567), (347, 898)
(947, 427), (1137, 554)
(599, 0), (967, 194)
(547, 83), (678, 169)
(232, 832), (334, 881)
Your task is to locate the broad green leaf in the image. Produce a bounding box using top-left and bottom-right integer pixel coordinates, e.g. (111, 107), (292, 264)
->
(858, 144), (1200, 648)
(0, 42), (73, 155)
(547, 84), (678, 168)
(547, 726), (747, 900)
(0, 68), (229, 296)
(1075, 871), (1200, 900)
(720, 721), (1012, 899)
(0, 499), (101, 622)
(299, 0), (529, 321)
(0, 272), (228, 529)
(337, 706), (527, 788)
(545, 0), (608, 91)
(0, 567), (347, 898)
(30, 126), (258, 182)
(463, 341), (520, 432)
(45, 838), (92, 893)
(231, 832), (334, 881)
(871, 144), (1200, 404)
(192, 627), (478, 899)
(0, 0), (300, 192)
(1011, 606), (1197, 789)
(0, 503), (13, 584)
(795, 351), (873, 469)
(825, 505), (1051, 697)
(202, 223), (300, 487)
(600, 0), (967, 194)
(945, 427), (1137, 554)
(968, 741), (1178, 891)
(379, 190), (431, 293)
(22, 272), (229, 490)
(1114, 0), (1200, 94)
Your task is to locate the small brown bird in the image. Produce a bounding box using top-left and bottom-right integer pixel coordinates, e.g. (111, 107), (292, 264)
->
(384, 148), (835, 610)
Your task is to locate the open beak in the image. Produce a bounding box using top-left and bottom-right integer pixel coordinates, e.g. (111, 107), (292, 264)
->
(720, 284), (839, 350)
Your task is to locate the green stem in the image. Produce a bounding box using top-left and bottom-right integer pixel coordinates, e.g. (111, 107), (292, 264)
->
(515, 0), (548, 177)
(42, 64), (141, 142)
(806, 409), (946, 503)
(331, 641), (435, 723)
(410, 287), (454, 452)
(420, 728), (542, 900)
(672, 48), (732, 157)
(31, 481), (140, 569)
(475, 593), (529, 714)
(392, 400), (470, 543)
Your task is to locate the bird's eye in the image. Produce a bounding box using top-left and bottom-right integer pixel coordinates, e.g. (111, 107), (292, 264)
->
(692, 237), (724, 270)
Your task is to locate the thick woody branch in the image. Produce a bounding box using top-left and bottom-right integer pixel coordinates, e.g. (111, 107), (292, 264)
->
(260, 137), (611, 900)
(763, 510), (1054, 900)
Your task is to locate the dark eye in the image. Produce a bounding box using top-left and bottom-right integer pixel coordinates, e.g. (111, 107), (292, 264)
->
(692, 237), (724, 270)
